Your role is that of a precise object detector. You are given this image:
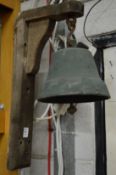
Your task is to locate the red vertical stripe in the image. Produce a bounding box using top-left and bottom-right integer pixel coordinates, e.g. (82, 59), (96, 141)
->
(48, 108), (52, 175)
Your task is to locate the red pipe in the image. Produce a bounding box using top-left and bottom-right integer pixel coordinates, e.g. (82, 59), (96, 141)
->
(48, 44), (53, 175)
(47, 0), (52, 173)
(48, 108), (52, 175)
(45, 2), (52, 175)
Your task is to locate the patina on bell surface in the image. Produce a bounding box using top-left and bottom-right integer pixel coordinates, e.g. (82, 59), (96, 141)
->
(39, 48), (110, 103)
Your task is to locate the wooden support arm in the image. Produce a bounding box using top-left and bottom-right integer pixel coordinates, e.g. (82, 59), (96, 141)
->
(7, 1), (84, 170)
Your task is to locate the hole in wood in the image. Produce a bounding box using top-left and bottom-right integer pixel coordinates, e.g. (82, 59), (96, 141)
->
(19, 140), (23, 145)
(28, 140), (31, 144)
(26, 87), (30, 94)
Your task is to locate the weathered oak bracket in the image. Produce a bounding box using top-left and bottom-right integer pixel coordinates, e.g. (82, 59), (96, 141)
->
(7, 1), (84, 170)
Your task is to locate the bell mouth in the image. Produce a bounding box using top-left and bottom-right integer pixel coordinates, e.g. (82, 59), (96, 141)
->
(39, 94), (110, 103)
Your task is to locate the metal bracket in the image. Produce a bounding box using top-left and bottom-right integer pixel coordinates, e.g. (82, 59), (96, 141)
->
(7, 1), (84, 170)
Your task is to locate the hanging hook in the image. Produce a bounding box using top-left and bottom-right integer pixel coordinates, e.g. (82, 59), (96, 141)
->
(66, 17), (77, 47)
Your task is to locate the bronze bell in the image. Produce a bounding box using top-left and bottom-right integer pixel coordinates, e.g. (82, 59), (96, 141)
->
(39, 48), (110, 103)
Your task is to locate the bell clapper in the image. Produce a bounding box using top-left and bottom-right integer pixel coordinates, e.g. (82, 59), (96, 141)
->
(67, 103), (77, 115)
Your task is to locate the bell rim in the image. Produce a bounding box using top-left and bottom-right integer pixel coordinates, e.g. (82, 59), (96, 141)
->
(39, 94), (110, 103)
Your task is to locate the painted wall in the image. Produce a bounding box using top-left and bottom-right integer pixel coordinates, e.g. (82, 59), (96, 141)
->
(0, 0), (14, 9)
(0, 1), (20, 175)
(104, 47), (116, 175)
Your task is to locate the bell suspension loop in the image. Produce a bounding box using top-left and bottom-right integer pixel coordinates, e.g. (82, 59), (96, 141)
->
(66, 17), (77, 47)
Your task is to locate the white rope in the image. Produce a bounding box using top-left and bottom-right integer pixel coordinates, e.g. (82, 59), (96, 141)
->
(52, 105), (64, 175)
(34, 104), (52, 123)
(34, 115), (53, 122)
(49, 0), (63, 52)
(34, 102), (64, 175)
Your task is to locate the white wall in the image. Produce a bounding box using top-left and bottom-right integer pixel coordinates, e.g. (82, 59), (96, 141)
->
(75, 0), (116, 45)
(75, 103), (95, 175)
(104, 47), (116, 175)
